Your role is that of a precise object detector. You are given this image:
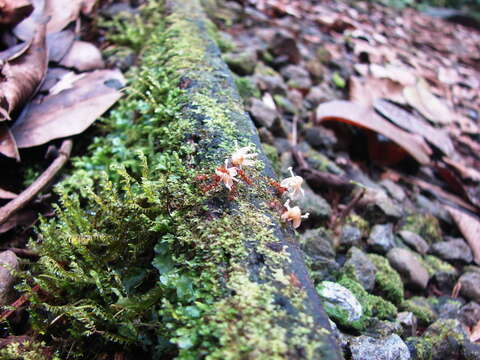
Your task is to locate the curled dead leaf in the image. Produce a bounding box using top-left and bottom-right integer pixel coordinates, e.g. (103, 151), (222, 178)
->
(60, 40), (104, 71)
(446, 205), (480, 265)
(316, 100), (431, 165)
(0, 20), (48, 121)
(0, 0), (33, 27)
(0, 123), (19, 160)
(11, 69), (125, 148)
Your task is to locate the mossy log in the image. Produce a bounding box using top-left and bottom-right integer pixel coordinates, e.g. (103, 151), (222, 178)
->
(162, 0), (343, 358)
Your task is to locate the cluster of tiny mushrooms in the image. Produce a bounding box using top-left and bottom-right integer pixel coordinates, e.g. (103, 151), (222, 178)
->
(199, 146), (309, 229)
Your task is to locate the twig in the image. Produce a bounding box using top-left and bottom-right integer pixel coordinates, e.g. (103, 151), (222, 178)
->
(0, 285), (40, 321)
(0, 139), (73, 226)
(336, 189), (366, 226)
(291, 146), (353, 191)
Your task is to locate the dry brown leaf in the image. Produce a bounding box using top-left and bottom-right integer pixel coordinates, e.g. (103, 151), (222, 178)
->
(370, 64), (416, 86)
(446, 205), (480, 265)
(0, 0), (33, 27)
(0, 123), (19, 160)
(11, 69), (125, 148)
(403, 78), (452, 125)
(48, 71), (85, 95)
(374, 99), (454, 156)
(14, 0), (83, 40)
(0, 21), (47, 121)
(47, 29), (75, 63)
(349, 76), (405, 108)
(60, 40), (104, 71)
(316, 100), (431, 164)
(470, 320), (480, 343)
(0, 188), (17, 200)
(443, 157), (480, 182)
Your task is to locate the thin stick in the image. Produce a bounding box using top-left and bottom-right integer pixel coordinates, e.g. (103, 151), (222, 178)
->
(0, 139), (73, 225)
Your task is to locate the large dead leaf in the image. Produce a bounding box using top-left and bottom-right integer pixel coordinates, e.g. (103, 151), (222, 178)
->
(47, 28), (75, 63)
(0, 21), (47, 121)
(0, 188), (17, 200)
(0, 124), (19, 160)
(11, 69), (125, 148)
(349, 75), (405, 108)
(370, 64), (416, 86)
(0, 0), (33, 27)
(374, 99), (454, 156)
(403, 78), (452, 125)
(14, 0), (83, 40)
(60, 41), (104, 71)
(446, 206), (480, 265)
(316, 100), (431, 164)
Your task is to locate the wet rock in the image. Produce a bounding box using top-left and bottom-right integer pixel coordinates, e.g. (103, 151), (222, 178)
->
(304, 125), (338, 151)
(223, 49), (257, 75)
(422, 319), (469, 360)
(273, 94), (297, 114)
(422, 255), (458, 293)
(344, 247), (377, 291)
(0, 250), (19, 306)
(459, 271), (480, 302)
(400, 214), (442, 244)
(280, 64), (312, 90)
(387, 248), (430, 289)
(317, 281), (363, 327)
(401, 296), (437, 326)
(380, 179), (406, 202)
(430, 238), (473, 264)
(435, 296), (463, 319)
(253, 63), (287, 95)
(359, 188), (403, 223)
(297, 184), (332, 221)
(398, 230), (429, 255)
(349, 334), (410, 360)
(299, 142), (344, 175)
(367, 223), (395, 254)
(364, 319), (403, 338)
(257, 127), (275, 145)
(414, 194), (452, 225)
(300, 228), (335, 259)
(268, 30), (301, 64)
(397, 311), (417, 338)
(338, 225), (363, 251)
(458, 301), (480, 328)
(305, 59), (325, 81)
(462, 341), (480, 360)
(249, 98), (278, 128)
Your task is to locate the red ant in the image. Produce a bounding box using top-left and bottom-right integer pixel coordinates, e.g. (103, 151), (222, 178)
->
(269, 179), (288, 197)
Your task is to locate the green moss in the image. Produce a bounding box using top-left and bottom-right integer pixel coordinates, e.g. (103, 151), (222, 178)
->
(401, 214), (442, 244)
(367, 254), (404, 305)
(406, 337), (432, 360)
(422, 255), (456, 276)
(338, 276), (397, 322)
(262, 143), (281, 177)
(24, 0), (334, 358)
(234, 75), (260, 102)
(345, 214), (370, 236)
(401, 297), (437, 326)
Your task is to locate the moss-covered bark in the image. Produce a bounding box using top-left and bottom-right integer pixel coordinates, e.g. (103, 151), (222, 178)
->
(22, 1), (342, 359)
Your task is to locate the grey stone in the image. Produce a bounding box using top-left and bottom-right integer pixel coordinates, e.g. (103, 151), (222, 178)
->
(380, 179), (406, 202)
(280, 64), (312, 90)
(304, 125), (338, 151)
(268, 30), (301, 64)
(253, 64), (287, 95)
(397, 311), (417, 337)
(387, 248), (430, 289)
(415, 194), (452, 225)
(459, 272), (480, 302)
(344, 247), (377, 291)
(364, 319), (403, 338)
(360, 188), (403, 223)
(368, 223), (395, 254)
(349, 334), (411, 360)
(249, 98), (278, 128)
(423, 319), (469, 360)
(431, 238), (473, 264)
(458, 301), (480, 328)
(297, 183), (331, 221)
(223, 50), (257, 75)
(435, 296), (463, 319)
(317, 281), (363, 323)
(300, 228), (335, 259)
(339, 225), (363, 250)
(0, 250), (19, 306)
(398, 230), (429, 255)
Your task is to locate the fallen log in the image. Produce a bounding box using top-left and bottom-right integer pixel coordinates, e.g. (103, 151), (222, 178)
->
(162, 0), (343, 358)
